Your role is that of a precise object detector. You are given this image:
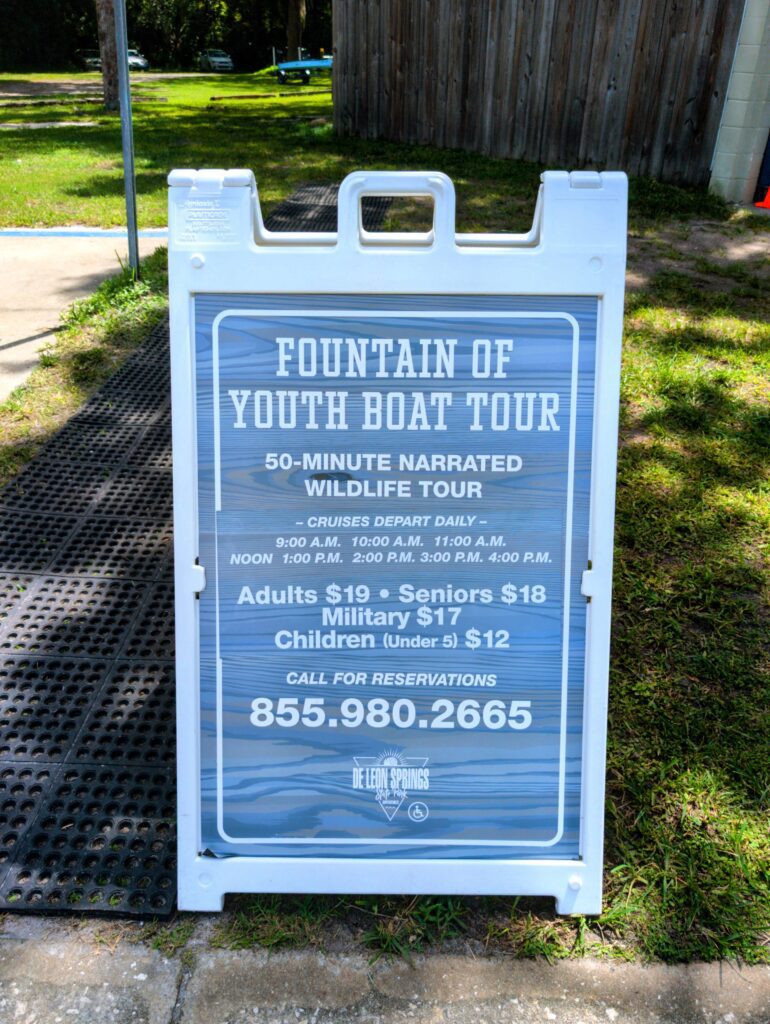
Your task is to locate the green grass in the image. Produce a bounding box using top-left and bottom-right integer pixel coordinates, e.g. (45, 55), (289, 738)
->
(0, 71), (338, 227)
(604, 269), (770, 963)
(211, 894), (343, 950)
(0, 71), (768, 964)
(354, 896), (468, 961)
(486, 905), (624, 961)
(0, 70), (736, 232)
(140, 917), (197, 958)
(209, 894), (470, 961)
(627, 177), (731, 222)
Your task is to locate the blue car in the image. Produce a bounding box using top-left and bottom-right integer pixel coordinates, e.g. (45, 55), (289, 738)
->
(275, 56), (333, 85)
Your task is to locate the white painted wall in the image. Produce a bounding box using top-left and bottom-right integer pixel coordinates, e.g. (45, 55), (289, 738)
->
(710, 0), (770, 204)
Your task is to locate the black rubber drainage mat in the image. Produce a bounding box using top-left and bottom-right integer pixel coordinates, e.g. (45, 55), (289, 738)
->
(0, 186), (392, 917)
(0, 319), (177, 916)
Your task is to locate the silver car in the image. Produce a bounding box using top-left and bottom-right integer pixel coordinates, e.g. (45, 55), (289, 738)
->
(199, 49), (234, 72)
(127, 49), (150, 71)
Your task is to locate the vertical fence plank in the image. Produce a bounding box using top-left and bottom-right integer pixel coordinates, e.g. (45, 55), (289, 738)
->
(541, 0), (576, 165)
(525, 0), (558, 161)
(625, 0), (678, 178)
(494, 0), (520, 159)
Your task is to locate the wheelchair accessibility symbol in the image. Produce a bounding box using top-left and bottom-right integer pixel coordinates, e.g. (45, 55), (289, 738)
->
(408, 801), (429, 823)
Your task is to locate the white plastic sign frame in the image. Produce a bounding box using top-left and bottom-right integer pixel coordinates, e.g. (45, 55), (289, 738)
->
(168, 168), (627, 914)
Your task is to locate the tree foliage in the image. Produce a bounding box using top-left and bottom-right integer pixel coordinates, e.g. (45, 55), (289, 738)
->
(0, 0), (331, 72)
(0, 0), (96, 71)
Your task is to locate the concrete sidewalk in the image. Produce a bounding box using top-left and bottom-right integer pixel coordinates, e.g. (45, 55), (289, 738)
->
(0, 234), (162, 401)
(0, 919), (768, 1024)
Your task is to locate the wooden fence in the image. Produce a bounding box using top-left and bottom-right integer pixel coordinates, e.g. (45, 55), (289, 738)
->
(332, 0), (744, 185)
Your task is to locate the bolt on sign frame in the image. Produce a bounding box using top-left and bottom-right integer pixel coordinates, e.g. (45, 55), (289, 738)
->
(168, 169), (627, 914)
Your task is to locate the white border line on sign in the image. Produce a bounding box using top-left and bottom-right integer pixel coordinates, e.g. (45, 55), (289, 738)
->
(210, 309), (580, 847)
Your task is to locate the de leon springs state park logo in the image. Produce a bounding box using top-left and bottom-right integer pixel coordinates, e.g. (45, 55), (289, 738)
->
(352, 749), (430, 821)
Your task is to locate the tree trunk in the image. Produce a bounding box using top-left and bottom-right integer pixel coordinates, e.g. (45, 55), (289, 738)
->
(95, 0), (119, 111)
(287, 0), (307, 61)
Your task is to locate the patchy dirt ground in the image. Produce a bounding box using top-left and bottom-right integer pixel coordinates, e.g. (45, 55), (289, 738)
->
(626, 215), (769, 292)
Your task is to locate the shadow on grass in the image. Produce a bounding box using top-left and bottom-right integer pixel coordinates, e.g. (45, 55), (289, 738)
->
(608, 315), (770, 959)
(63, 170), (170, 199)
(633, 322), (770, 358)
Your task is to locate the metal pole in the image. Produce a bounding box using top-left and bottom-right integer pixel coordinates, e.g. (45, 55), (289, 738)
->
(114, 0), (139, 278)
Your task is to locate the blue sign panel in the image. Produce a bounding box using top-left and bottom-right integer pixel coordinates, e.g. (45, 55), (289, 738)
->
(194, 294), (597, 859)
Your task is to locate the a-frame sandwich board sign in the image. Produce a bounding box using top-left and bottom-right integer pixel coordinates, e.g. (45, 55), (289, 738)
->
(168, 168), (627, 913)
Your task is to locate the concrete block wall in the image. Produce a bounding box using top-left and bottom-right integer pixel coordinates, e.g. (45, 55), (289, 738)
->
(710, 0), (770, 203)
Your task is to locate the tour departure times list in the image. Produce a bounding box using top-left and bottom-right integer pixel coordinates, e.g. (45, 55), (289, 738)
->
(194, 297), (597, 857)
